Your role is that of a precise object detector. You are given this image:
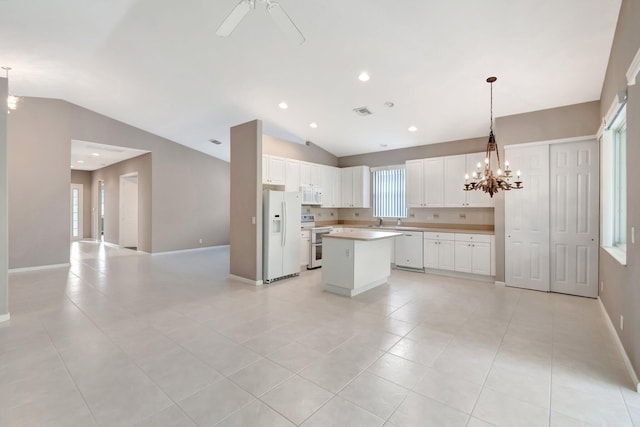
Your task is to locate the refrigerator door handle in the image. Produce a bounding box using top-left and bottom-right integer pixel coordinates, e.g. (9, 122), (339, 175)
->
(282, 201), (286, 246)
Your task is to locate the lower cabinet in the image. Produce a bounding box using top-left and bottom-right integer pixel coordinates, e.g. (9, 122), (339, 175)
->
(300, 230), (310, 267)
(395, 232), (424, 269)
(423, 232), (455, 271)
(454, 233), (491, 275)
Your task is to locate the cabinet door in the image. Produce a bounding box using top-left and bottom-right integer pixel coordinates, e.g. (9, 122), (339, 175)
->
(267, 156), (286, 185)
(262, 155), (268, 184)
(341, 168), (354, 207)
(331, 167), (342, 207)
(439, 240), (455, 271)
(320, 166), (333, 207)
(423, 239), (439, 269)
(471, 242), (491, 275)
(310, 164), (323, 187)
(299, 162), (311, 187)
(465, 152), (494, 207)
(424, 157), (444, 206)
(454, 241), (472, 272)
(406, 160), (425, 207)
(352, 166), (370, 208)
(285, 159), (300, 192)
(444, 155), (467, 207)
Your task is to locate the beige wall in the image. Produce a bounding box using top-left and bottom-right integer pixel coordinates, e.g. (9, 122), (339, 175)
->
(230, 120), (262, 282)
(8, 98), (72, 269)
(0, 77), (8, 316)
(263, 135), (339, 166)
(91, 154), (152, 252)
(493, 101), (601, 283)
(598, 0), (640, 383)
(339, 137), (487, 168)
(70, 170), (92, 238)
(7, 97), (230, 268)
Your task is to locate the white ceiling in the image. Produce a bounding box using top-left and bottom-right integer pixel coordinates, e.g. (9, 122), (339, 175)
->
(1, 0), (621, 162)
(71, 140), (148, 171)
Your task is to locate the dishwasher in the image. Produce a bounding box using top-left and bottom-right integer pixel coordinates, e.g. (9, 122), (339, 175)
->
(394, 231), (424, 271)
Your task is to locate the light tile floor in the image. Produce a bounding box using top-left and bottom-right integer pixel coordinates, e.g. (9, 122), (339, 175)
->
(0, 242), (638, 426)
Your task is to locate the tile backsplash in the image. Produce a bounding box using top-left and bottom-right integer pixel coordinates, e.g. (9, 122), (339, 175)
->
(338, 207), (494, 225)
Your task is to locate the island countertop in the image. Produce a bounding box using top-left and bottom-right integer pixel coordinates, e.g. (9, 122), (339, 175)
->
(323, 230), (402, 241)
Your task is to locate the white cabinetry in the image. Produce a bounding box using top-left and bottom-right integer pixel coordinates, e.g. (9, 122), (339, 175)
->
(300, 229), (310, 267)
(395, 231), (424, 269)
(341, 166), (370, 208)
(321, 166), (341, 208)
(406, 158), (444, 207)
(454, 233), (491, 275)
(263, 155), (286, 185)
(444, 153), (494, 207)
(285, 159), (300, 192)
(423, 232), (455, 271)
(300, 162), (322, 187)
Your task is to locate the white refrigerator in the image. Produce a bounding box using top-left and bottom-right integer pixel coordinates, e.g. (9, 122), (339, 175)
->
(263, 190), (301, 283)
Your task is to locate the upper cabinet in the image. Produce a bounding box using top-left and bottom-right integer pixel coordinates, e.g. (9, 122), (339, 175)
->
(263, 155), (286, 185)
(341, 166), (370, 208)
(300, 162), (322, 187)
(321, 166), (341, 208)
(406, 158), (444, 208)
(408, 152), (493, 208)
(284, 159), (300, 192)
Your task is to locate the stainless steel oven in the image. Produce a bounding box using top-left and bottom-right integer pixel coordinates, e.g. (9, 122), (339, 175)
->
(309, 227), (332, 269)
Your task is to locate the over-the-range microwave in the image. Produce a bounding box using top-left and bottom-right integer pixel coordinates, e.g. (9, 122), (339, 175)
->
(301, 187), (322, 205)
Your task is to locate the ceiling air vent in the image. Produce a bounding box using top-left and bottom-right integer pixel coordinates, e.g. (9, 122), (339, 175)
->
(208, 139), (223, 145)
(353, 106), (372, 116)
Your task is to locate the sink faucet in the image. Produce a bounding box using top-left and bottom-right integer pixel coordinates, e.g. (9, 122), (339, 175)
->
(378, 218), (383, 226)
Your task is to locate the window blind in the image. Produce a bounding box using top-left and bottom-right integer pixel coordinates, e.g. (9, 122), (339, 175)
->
(372, 167), (407, 218)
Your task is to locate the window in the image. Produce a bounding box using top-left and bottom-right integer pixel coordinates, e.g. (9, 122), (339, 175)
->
(601, 102), (627, 265)
(372, 166), (407, 218)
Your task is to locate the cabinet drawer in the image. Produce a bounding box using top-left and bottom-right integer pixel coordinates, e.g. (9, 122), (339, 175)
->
(423, 232), (455, 241)
(454, 233), (491, 243)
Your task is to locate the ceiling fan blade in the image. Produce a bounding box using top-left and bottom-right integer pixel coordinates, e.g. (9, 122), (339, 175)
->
(216, 0), (254, 37)
(266, 1), (305, 45)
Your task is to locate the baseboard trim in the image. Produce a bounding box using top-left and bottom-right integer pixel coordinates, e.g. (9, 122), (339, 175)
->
(229, 274), (263, 286)
(152, 244), (230, 256)
(599, 297), (640, 392)
(421, 268), (495, 283)
(494, 281), (506, 287)
(0, 313), (10, 323)
(9, 263), (70, 273)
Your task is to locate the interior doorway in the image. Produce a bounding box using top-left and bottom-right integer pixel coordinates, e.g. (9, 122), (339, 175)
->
(98, 180), (105, 241)
(70, 183), (83, 240)
(119, 172), (138, 250)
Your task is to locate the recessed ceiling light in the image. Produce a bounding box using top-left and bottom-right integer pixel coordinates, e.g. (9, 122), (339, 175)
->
(408, 126), (418, 132)
(358, 72), (370, 82)
(77, 160), (85, 163)
(278, 101), (288, 109)
(70, 165), (74, 168)
(309, 122), (318, 128)
(91, 152), (100, 157)
(380, 144), (388, 148)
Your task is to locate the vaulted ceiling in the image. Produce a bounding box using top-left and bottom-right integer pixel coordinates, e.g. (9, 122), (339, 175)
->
(0, 0), (621, 161)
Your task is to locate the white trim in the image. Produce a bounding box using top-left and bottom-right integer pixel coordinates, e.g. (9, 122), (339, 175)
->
(604, 94), (624, 128)
(599, 298), (640, 393)
(602, 246), (627, 266)
(423, 268), (495, 283)
(494, 281), (506, 287)
(627, 47), (640, 86)
(370, 165), (405, 172)
(229, 274), (264, 286)
(596, 119), (606, 140)
(151, 245), (230, 256)
(503, 135), (596, 150)
(0, 313), (10, 323)
(9, 263), (70, 273)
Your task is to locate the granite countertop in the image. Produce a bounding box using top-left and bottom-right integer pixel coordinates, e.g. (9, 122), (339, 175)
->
(323, 223), (495, 235)
(323, 230), (402, 241)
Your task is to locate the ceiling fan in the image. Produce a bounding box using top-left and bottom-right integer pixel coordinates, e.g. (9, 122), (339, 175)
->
(216, 0), (305, 45)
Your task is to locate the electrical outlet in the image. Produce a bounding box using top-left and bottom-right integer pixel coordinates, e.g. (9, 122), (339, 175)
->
(600, 281), (604, 292)
(199, 238), (203, 244)
(355, 212), (360, 217)
(409, 212), (415, 218)
(317, 212), (322, 217)
(459, 213), (466, 219)
(433, 213), (439, 219)
(620, 315), (624, 331)
(251, 216), (256, 225)
(330, 212), (334, 216)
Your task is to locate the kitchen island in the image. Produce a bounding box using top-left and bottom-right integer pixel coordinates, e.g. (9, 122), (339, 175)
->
(322, 230), (401, 297)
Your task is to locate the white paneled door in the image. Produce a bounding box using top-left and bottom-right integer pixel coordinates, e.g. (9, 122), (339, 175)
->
(505, 144), (550, 292)
(550, 140), (599, 297)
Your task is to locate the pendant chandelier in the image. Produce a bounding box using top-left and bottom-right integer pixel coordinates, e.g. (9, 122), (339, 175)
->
(2, 66), (19, 112)
(463, 76), (522, 197)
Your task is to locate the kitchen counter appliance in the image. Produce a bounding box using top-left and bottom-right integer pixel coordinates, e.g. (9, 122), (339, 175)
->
(309, 226), (333, 269)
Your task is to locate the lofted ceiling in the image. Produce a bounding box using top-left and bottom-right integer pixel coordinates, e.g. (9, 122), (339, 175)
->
(71, 140), (149, 171)
(0, 0), (621, 162)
